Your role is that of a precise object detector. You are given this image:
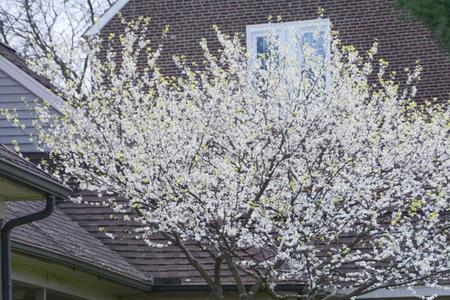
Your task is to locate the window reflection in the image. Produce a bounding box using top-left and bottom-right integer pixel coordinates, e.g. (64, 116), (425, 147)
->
(12, 283), (36, 300)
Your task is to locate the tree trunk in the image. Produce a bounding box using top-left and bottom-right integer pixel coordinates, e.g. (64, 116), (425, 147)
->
(209, 289), (224, 300)
(240, 293), (257, 300)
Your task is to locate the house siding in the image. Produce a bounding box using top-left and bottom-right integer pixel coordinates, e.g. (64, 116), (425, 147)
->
(0, 68), (56, 152)
(99, 0), (450, 101)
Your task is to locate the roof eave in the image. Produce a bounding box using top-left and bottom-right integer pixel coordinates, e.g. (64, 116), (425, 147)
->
(12, 241), (152, 291)
(84, 0), (130, 37)
(0, 158), (71, 200)
(150, 282), (306, 292)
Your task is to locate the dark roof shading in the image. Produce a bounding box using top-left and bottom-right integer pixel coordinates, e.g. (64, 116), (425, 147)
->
(8, 200), (149, 286)
(0, 144), (57, 184)
(58, 191), (257, 286)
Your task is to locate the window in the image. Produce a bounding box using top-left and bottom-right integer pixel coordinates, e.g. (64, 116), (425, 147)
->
(13, 282), (86, 300)
(246, 18), (331, 69)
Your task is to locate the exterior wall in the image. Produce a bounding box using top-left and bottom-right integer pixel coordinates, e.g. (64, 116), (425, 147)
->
(0, 68), (56, 152)
(100, 0), (450, 101)
(122, 291), (271, 300)
(12, 252), (142, 300)
(121, 290), (450, 300)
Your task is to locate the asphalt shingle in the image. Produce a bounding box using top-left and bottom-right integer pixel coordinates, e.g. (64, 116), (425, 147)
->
(58, 191), (257, 285)
(8, 200), (148, 283)
(0, 144), (59, 185)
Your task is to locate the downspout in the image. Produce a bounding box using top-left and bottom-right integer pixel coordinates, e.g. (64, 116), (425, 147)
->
(1, 195), (56, 300)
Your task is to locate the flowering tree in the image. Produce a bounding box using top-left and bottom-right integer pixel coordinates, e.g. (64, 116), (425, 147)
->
(8, 19), (450, 300)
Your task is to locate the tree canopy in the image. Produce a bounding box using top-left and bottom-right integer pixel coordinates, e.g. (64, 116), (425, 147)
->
(3, 20), (450, 300)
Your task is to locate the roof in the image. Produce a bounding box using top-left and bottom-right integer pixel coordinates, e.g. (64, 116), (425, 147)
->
(58, 191), (258, 286)
(19, 153), (259, 289)
(0, 42), (64, 112)
(84, 0), (130, 36)
(0, 144), (58, 185)
(0, 144), (70, 198)
(0, 42), (53, 91)
(8, 200), (150, 289)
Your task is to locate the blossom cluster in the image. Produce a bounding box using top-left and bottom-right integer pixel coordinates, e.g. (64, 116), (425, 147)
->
(9, 19), (450, 299)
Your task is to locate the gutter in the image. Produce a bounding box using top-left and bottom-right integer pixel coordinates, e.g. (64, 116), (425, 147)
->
(11, 240), (152, 291)
(0, 159), (70, 200)
(12, 240), (305, 295)
(2, 196), (55, 300)
(150, 277), (305, 293)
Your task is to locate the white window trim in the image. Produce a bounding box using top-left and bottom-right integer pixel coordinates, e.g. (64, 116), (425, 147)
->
(246, 18), (332, 92)
(246, 18), (331, 64)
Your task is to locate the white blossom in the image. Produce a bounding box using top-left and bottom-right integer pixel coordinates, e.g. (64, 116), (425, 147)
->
(8, 20), (450, 300)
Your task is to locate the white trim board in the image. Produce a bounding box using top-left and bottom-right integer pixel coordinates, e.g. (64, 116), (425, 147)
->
(0, 55), (65, 113)
(357, 286), (450, 299)
(84, 0), (130, 36)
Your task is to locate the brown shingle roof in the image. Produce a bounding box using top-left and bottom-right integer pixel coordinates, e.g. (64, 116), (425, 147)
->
(9, 152), (243, 287)
(57, 191), (256, 286)
(0, 144), (58, 184)
(8, 200), (149, 285)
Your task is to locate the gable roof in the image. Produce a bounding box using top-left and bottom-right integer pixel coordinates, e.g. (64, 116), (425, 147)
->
(58, 191), (254, 287)
(57, 191), (298, 289)
(8, 200), (150, 290)
(0, 42), (65, 113)
(84, 0), (130, 36)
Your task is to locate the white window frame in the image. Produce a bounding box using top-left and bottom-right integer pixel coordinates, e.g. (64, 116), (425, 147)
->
(246, 18), (331, 69)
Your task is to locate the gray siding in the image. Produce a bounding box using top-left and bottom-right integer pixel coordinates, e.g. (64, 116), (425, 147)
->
(0, 69), (57, 152)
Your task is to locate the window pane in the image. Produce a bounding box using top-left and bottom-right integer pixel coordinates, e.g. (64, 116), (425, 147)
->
(299, 29), (328, 88)
(256, 35), (277, 69)
(256, 36), (269, 56)
(12, 283), (37, 300)
(301, 31), (326, 58)
(47, 290), (85, 300)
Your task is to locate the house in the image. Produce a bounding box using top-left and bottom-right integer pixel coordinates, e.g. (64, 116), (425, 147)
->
(1, 0), (450, 299)
(0, 39), (264, 300)
(83, 0), (450, 298)
(0, 42), (151, 300)
(0, 141), (143, 300)
(85, 0), (450, 101)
